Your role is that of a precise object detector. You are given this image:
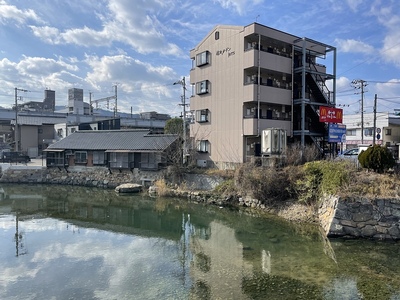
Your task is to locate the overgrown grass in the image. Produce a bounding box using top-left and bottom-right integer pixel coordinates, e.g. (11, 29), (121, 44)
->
(293, 160), (356, 204)
(153, 179), (171, 197)
(216, 160), (359, 205)
(234, 163), (293, 203)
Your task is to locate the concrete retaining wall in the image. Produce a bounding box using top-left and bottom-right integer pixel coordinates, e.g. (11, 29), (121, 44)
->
(319, 195), (400, 240)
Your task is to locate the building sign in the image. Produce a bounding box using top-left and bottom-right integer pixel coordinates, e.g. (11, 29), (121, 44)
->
(319, 106), (343, 123)
(328, 123), (346, 143)
(216, 47), (235, 57)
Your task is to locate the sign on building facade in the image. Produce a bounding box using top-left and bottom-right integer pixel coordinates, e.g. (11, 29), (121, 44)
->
(319, 106), (343, 123)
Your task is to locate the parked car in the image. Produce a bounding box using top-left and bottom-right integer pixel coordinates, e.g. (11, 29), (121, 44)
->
(335, 148), (359, 161)
(1, 152), (31, 163)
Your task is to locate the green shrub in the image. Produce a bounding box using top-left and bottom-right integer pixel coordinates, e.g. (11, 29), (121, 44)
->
(358, 145), (395, 173)
(213, 179), (236, 197)
(294, 160), (354, 204)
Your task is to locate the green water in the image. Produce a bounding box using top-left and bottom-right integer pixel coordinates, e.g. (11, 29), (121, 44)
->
(0, 184), (399, 300)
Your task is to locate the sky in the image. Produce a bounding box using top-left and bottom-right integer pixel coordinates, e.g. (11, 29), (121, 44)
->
(0, 0), (400, 117)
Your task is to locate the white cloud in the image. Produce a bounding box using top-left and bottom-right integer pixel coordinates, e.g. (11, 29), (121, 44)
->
(28, 0), (183, 56)
(85, 54), (176, 86)
(375, 79), (400, 97)
(369, 1), (400, 67)
(214, 0), (263, 15)
(336, 76), (352, 92)
(380, 31), (400, 67)
(29, 26), (62, 44)
(335, 38), (375, 55)
(346, 0), (363, 12)
(0, 0), (43, 25)
(84, 54), (180, 114)
(0, 56), (83, 104)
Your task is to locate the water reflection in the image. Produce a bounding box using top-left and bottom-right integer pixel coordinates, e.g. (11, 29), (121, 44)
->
(0, 184), (399, 300)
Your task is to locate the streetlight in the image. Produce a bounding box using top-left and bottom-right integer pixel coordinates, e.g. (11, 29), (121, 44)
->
(174, 77), (187, 165)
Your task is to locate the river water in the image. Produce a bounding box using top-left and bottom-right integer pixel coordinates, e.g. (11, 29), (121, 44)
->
(0, 184), (399, 300)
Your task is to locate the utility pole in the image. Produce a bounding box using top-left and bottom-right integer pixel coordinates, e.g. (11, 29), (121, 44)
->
(351, 79), (368, 144)
(14, 87), (28, 152)
(373, 94), (377, 145)
(174, 77), (187, 165)
(91, 85), (118, 118)
(89, 92), (92, 115)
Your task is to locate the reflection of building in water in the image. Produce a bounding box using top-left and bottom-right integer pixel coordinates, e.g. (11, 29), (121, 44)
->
(262, 250), (271, 274)
(190, 221), (253, 299)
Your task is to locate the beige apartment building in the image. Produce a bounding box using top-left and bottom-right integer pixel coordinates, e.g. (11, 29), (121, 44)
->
(189, 23), (336, 169)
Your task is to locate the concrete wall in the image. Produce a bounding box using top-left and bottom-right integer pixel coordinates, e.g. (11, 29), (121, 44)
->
(319, 195), (400, 240)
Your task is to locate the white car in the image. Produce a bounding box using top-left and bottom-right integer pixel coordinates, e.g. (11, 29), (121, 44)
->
(336, 148), (359, 161)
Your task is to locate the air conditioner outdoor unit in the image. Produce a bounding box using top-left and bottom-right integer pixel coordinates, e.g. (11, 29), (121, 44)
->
(261, 128), (287, 155)
(197, 160), (207, 168)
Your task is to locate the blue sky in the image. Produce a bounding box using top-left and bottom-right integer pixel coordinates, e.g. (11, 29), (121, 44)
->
(0, 0), (399, 117)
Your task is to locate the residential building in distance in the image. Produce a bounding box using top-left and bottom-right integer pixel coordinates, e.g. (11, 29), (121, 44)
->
(342, 112), (400, 156)
(189, 22), (336, 169)
(18, 89), (55, 112)
(44, 129), (179, 171)
(0, 87), (171, 157)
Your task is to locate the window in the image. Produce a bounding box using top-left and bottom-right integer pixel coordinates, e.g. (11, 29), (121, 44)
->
(215, 31), (219, 40)
(75, 151), (87, 163)
(196, 109), (209, 123)
(346, 129), (356, 136)
(196, 80), (209, 95)
(385, 128), (392, 136)
(196, 51), (210, 67)
(141, 153), (159, 170)
(93, 151), (105, 165)
(188, 110), (195, 123)
(57, 129), (63, 137)
(38, 128), (43, 134)
(47, 152), (64, 166)
(364, 128), (374, 136)
(109, 152), (129, 168)
(197, 140), (209, 153)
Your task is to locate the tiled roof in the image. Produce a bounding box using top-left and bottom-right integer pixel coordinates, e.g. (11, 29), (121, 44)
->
(47, 129), (179, 151)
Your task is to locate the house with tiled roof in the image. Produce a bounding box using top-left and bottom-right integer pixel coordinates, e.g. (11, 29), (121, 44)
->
(44, 129), (179, 170)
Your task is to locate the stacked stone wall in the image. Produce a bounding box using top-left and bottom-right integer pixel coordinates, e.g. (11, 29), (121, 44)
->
(319, 195), (400, 240)
(0, 166), (164, 189)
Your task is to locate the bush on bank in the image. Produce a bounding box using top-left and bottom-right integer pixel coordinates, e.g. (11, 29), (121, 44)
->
(211, 160), (357, 206)
(358, 144), (396, 173)
(157, 154), (399, 206)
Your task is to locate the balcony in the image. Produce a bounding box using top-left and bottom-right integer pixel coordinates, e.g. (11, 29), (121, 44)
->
(243, 117), (291, 136)
(243, 49), (292, 73)
(243, 84), (292, 105)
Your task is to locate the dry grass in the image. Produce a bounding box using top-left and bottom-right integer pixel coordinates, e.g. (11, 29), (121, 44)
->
(339, 170), (400, 198)
(153, 179), (171, 197)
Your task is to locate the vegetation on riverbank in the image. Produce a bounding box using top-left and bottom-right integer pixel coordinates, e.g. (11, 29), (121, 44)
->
(155, 144), (400, 223)
(213, 160), (399, 200)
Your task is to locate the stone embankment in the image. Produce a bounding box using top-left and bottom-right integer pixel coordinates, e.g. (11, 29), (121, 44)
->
(1, 164), (400, 240)
(319, 195), (400, 240)
(0, 165), (161, 189)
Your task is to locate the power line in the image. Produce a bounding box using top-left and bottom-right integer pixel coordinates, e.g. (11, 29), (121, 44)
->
(338, 40), (400, 77)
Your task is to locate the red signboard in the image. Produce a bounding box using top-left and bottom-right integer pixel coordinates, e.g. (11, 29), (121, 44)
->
(319, 106), (343, 123)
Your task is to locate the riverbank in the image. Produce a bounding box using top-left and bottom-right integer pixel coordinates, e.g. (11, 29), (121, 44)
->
(1, 162), (400, 240)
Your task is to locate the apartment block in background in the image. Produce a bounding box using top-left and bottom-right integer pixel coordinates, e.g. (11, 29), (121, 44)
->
(190, 22), (336, 169)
